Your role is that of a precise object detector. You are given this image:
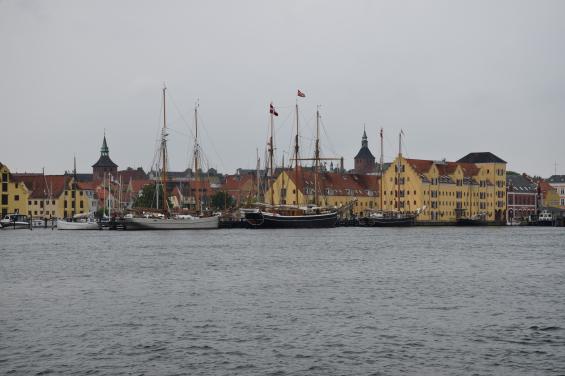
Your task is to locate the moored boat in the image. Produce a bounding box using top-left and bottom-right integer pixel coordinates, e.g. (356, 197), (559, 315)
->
(0, 213), (31, 229)
(124, 85), (219, 230)
(57, 213), (99, 230)
(245, 205), (337, 229)
(124, 213), (220, 230)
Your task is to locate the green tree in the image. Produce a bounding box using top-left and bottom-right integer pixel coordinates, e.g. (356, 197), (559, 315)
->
(133, 184), (173, 209)
(211, 191), (235, 210)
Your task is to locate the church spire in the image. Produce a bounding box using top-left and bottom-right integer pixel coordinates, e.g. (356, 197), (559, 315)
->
(101, 132), (109, 157)
(361, 125), (368, 148)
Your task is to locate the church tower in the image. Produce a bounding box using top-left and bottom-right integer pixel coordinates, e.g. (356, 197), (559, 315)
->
(353, 127), (376, 174)
(92, 133), (118, 181)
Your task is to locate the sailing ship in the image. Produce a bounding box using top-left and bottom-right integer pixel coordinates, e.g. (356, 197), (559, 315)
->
(361, 129), (417, 227)
(124, 86), (219, 230)
(245, 96), (338, 228)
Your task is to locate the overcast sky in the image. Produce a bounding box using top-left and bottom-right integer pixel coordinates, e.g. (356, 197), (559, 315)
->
(1, 0), (564, 177)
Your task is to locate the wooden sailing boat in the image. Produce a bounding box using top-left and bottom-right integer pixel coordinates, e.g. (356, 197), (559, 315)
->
(124, 85), (219, 230)
(362, 130), (417, 227)
(244, 98), (338, 228)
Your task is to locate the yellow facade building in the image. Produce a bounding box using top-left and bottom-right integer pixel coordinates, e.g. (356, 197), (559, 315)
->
(383, 152), (507, 223)
(13, 174), (92, 219)
(1, 162), (30, 217)
(265, 169), (380, 217)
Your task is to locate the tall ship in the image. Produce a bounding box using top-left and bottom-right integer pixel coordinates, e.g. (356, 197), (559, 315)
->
(124, 85), (219, 230)
(245, 93), (338, 228)
(361, 130), (418, 227)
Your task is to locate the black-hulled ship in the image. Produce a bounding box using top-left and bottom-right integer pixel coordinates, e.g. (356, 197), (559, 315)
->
(244, 96), (339, 229)
(245, 205), (337, 229)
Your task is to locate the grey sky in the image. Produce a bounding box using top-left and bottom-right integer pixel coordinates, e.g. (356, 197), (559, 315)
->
(1, 0), (564, 177)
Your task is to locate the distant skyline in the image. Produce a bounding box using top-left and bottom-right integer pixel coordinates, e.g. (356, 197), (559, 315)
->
(1, 0), (564, 177)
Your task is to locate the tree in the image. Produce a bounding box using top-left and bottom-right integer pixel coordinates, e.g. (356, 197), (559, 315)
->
(211, 191), (235, 210)
(133, 184), (173, 209)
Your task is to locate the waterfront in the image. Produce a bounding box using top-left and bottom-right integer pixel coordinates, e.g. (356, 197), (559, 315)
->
(1, 227), (564, 375)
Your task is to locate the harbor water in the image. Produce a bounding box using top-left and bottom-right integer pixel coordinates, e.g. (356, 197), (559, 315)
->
(1, 227), (564, 375)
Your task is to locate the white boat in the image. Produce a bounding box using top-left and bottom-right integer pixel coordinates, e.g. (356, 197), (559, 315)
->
(0, 213), (31, 229)
(124, 214), (219, 230)
(124, 85), (220, 230)
(57, 219), (99, 230)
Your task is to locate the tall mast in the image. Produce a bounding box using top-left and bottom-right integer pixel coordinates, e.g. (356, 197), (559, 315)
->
(255, 148), (260, 202)
(161, 85), (169, 215)
(194, 102), (200, 214)
(294, 103), (300, 207)
(314, 107), (320, 206)
(380, 128), (384, 212)
(72, 155), (77, 218)
(280, 153), (285, 205)
(397, 131), (402, 213)
(269, 108), (275, 206)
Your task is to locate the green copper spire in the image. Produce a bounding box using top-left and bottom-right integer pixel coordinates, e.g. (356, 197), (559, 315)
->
(101, 133), (109, 156)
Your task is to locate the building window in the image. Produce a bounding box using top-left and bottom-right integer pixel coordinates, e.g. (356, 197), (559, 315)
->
(1, 194), (7, 205)
(14, 195), (19, 201)
(1, 182), (7, 192)
(1, 173), (7, 182)
(80, 201), (84, 209)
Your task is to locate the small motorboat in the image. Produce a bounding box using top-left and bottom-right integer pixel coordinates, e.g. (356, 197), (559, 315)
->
(0, 213), (31, 229)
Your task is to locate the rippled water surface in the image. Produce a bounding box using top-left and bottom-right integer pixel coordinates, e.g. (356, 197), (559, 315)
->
(1, 227), (564, 375)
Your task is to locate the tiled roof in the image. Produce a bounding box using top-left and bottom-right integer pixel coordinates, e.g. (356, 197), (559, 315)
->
(507, 174), (537, 192)
(285, 169), (380, 196)
(13, 174), (70, 199)
(457, 152), (506, 164)
(354, 146), (375, 160)
(547, 175), (565, 183)
(92, 155), (118, 168)
(404, 159), (434, 174)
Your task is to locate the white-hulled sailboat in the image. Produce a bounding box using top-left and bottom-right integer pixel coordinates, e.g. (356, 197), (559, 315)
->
(124, 85), (219, 230)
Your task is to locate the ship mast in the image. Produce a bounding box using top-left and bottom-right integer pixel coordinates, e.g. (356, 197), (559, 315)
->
(161, 85), (169, 216)
(314, 107), (320, 206)
(72, 155), (77, 218)
(294, 103), (300, 207)
(269, 107), (275, 206)
(380, 128), (384, 212)
(255, 148), (260, 202)
(397, 131), (402, 213)
(194, 102), (201, 215)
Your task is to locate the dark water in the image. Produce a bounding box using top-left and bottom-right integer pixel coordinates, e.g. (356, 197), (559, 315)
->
(1, 227), (564, 375)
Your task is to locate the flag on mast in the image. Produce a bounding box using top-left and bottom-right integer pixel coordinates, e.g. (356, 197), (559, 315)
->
(297, 89), (306, 97)
(269, 103), (278, 116)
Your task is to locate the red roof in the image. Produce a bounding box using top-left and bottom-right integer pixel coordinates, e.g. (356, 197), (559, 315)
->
(404, 159), (434, 175)
(223, 174), (254, 191)
(13, 174), (70, 199)
(285, 169), (380, 196)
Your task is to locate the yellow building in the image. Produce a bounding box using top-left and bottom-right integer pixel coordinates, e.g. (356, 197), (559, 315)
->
(265, 168), (381, 217)
(13, 174), (92, 219)
(1, 162), (30, 217)
(382, 152), (507, 223)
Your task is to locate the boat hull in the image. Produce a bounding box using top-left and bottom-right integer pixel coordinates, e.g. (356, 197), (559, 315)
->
(245, 210), (337, 229)
(361, 216), (415, 227)
(0, 221), (30, 229)
(455, 218), (488, 226)
(57, 220), (99, 230)
(123, 215), (220, 230)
